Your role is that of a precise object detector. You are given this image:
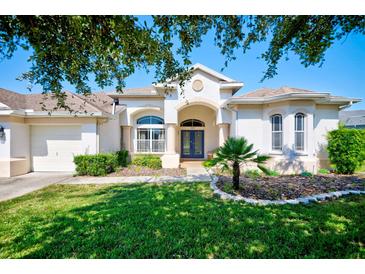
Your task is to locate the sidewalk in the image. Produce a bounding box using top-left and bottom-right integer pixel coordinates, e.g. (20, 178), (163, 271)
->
(61, 174), (211, 185)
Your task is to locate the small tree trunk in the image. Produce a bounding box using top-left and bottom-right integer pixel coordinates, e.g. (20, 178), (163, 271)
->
(232, 161), (240, 190)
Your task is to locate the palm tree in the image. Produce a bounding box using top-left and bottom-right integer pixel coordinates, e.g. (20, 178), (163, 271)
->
(206, 137), (270, 190)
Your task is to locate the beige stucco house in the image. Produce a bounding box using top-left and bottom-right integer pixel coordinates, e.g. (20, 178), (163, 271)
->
(0, 63), (361, 177)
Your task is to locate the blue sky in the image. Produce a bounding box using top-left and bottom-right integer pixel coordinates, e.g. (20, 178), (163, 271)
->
(0, 26), (364, 110)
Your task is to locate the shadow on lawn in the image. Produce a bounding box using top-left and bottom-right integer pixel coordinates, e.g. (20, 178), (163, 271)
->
(2, 182), (364, 258)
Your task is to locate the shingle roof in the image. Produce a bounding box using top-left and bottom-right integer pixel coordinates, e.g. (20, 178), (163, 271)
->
(0, 88), (114, 114)
(339, 110), (365, 126)
(0, 88), (26, 110)
(236, 86), (317, 98)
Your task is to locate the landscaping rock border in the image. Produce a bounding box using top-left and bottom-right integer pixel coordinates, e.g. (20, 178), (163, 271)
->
(207, 170), (365, 206)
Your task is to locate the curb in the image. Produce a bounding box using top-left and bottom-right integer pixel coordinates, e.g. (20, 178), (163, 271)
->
(207, 169), (365, 206)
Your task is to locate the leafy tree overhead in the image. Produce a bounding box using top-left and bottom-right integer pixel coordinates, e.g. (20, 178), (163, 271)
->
(0, 15), (364, 109)
(205, 137), (270, 190)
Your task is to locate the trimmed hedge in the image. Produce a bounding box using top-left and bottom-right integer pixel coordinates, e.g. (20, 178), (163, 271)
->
(74, 153), (119, 176)
(132, 155), (162, 169)
(327, 127), (365, 174)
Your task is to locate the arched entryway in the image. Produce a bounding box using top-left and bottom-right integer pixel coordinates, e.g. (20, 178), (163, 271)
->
(177, 104), (219, 159)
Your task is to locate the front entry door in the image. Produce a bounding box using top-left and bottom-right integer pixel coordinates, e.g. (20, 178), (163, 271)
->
(181, 130), (204, 158)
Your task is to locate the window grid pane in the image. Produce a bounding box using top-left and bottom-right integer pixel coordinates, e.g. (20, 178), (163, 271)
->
(137, 128), (165, 152)
(295, 113), (305, 151)
(137, 116), (164, 125)
(271, 114), (283, 150)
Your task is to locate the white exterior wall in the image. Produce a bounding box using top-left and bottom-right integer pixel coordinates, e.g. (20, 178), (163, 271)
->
(99, 117), (121, 153)
(236, 105), (264, 151)
(10, 122), (30, 171)
(235, 101), (326, 174)
(314, 104), (339, 166)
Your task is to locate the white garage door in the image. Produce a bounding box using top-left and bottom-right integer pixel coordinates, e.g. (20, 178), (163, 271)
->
(31, 125), (82, 171)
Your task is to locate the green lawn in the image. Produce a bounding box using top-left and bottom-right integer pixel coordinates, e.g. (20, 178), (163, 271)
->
(0, 182), (364, 258)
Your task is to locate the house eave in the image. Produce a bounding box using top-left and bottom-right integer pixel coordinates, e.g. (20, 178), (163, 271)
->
(0, 109), (109, 118)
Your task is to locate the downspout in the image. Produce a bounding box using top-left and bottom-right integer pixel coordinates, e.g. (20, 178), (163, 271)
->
(96, 119), (100, 154)
(112, 101), (116, 115)
(224, 103), (238, 137)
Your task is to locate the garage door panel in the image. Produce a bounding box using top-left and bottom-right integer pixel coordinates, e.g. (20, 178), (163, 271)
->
(31, 125), (82, 171)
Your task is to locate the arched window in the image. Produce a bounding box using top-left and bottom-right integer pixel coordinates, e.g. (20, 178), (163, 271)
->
(137, 116), (164, 125)
(295, 113), (305, 151)
(180, 119), (205, 127)
(271, 114), (283, 151)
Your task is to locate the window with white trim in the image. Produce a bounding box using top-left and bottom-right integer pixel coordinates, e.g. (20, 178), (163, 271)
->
(136, 116), (165, 153)
(271, 114), (283, 151)
(295, 113), (305, 151)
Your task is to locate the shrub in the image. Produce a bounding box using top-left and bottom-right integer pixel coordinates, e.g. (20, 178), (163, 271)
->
(244, 169), (262, 179)
(132, 155), (162, 169)
(206, 137), (270, 190)
(327, 127), (365, 174)
(318, 168), (330, 175)
(301, 171), (313, 177)
(74, 153), (119, 176)
(266, 169), (280, 176)
(116, 150), (129, 167)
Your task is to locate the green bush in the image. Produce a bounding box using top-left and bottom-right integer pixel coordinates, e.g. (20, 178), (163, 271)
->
(327, 127), (365, 174)
(301, 171), (313, 177)
(318, 168), (330, 175)
(116, 150), (129, 167)
(74, 153), (119, 176)
(132, 155), (162, 169)
(244, 169), (262, 179)
(266, 169), (280, 176)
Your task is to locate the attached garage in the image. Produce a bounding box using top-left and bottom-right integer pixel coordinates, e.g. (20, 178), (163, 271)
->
(31, 125), (83, 171)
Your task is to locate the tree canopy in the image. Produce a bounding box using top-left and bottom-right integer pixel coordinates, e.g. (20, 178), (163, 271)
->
(0, 15), (364, 108)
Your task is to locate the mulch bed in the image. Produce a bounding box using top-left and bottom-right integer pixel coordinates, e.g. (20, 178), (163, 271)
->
(216, 174), (365, 200)
(109, 165), (187, 177)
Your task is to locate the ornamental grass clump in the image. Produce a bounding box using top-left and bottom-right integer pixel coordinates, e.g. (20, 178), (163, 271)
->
(205, 137), (270, 190)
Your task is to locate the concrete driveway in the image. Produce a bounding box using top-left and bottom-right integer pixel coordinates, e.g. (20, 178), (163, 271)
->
(0, 172), (73, 202)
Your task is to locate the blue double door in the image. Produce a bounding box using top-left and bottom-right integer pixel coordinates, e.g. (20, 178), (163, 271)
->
(181, 130), (204, 158)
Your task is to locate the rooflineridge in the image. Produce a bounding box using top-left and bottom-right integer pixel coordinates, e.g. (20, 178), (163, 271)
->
(107, 63), (244, 98)
(0, 88), (125, 117)
(225, 87), (361, 108)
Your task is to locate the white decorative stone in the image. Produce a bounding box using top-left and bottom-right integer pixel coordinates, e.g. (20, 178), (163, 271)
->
(208, 168), (365, 206)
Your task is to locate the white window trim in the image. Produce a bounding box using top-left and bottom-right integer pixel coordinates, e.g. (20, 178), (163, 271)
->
(271, 114), (283, 153)
(135, 126), (166, 154)
(294, 113), (306, 154)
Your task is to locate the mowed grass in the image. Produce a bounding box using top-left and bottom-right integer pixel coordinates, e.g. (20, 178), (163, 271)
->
(0, 182), (364, 258)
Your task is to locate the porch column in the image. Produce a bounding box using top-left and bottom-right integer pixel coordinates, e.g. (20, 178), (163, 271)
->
(122, 125), (132, 152)
(166, 123), (177, 154)
(161, 123), (180, 168)
(218, 123), (230, 147)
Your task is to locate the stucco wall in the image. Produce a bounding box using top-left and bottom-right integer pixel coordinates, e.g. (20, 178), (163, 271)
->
(10, 122), (30, 171)
(99, 117), (121, 153)
(314, 104), (339, 165)
(236, 105), (264, 152)
(235, 100), (335, 174)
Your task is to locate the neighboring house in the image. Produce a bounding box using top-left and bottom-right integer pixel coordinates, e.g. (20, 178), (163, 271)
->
(339, 110), (365, 129)
(0, 63), (361, 177)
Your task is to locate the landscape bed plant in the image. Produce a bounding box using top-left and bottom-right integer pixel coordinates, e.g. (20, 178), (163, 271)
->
(0, 182), (364, 258)
(327, 127), (365, 174)
(216, 174), (365, 200)
(74, 150), (129, 176)
(131, 154), (162, 169)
